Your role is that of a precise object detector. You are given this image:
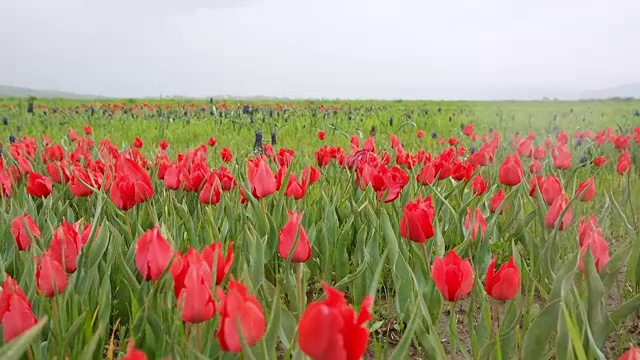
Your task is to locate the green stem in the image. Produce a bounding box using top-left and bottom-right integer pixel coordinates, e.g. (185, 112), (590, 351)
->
(421, 242), (431, 279)
(449, 302), (458, 359)
(296, 262), (305, 317)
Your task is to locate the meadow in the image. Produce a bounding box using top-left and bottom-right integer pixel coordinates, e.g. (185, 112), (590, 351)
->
(0, 98), (639, 359)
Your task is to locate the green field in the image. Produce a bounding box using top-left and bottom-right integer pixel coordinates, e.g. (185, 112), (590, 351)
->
(0, 98), (639, 359)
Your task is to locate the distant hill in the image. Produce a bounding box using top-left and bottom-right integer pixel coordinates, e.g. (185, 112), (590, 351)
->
(1, 83), (640, 101)
(579, 83), (640, 100)
(0, 85), (105, 99)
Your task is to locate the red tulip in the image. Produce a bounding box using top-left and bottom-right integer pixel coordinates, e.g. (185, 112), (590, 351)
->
(122, 341), (148, 360)
(278, 211), (312, 263)
(545, 195), (572, 231)
(533, 146), (546, 160)
(83, 125), (92, 136)
(417, 130), (425, 138)
(46, 161), (71, 184)
(159, 139), (169, 150)
(578, 215), (602, 247)
(220, 148), (233, 163)
(618, 344), (640, 360)
(284, 173), (307, 200)
(470, 173), (488, 196)
(26, 172), (52, 198)
(208, 137), (217, 147)
(109, 156), (154, 211)
(247, 156), (277, 200)
(317, 130), (326, 140)
(0, 170), (13, 197)
(400, 195), (435, 243)
(373, 165), (408, 203)
(216, 279), (266, 352)
(432, 250), (474, 302)
(465, 208), (487, 241)
(135, 226), (174, 281)
(616, 152), (632, 175)
(529, 159), (542, 173)
(133, 137), (143, 148)
(199, 175), (222, 205)
(540, 175), (563, 206)
(416, 162), (436, 185)
(593, 156), (608, 167)
(575, 178), (596, 202)
(498, 154), (524, 186)
(35, 252), (68, 297)
(173, 249), (216, 323)
(48, 220), (82, 273)
(42, 145), (65, 164)
(579, 234), (610, 273)
(552, 144), (572, 170)
(69, 167), (94, 197)
(485, 256), (520, 301)
(11, 214), (41, 251)
(202, 241), (234, 285)
(68, 128), (78, 142)
(298, 283), (373, 360)
(0, 275), (38, 342)
(301, 166), (321, 186)
(490, 189), (506, 214)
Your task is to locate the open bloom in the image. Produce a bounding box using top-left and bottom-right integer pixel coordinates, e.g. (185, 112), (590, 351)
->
(485, 256), (520, 301)
(298, 283), (373, 360)
(432, 250), (474, 302)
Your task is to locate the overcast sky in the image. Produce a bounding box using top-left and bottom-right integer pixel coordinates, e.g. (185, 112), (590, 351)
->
(0, 0), (638, 99)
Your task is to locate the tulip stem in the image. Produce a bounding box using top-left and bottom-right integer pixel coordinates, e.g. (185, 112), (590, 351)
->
(492, 301), (502, 360)
(449, 302), (458, 359)
(421, 243), (431, 278)
(296, 263), (304, 317)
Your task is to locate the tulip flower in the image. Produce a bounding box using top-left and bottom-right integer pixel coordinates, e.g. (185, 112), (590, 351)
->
(470, 173), (488, 196)
(498, 154), (524, 186)
(174, 250), (216, 323)
(11, 214), (41, 251)
(48, 220), (82, 273)
(135, 226), (174, 281)
(490, 189), (506, 214)
(247, 156), (277, 200)
(298, 283), (372, 360)
(465, 208), (487, 241)
(545, 195), (572, 231)
(220, 148), (233, 163)
(575, 178), (596, 202)
(432, 250), (474, 302)
(122, 341), (148, 360)
(618, 344), (640, 360)
(26, 172), (52, 198)
(35, 252), (68, 297)
(317, 130), (326, 140)
(552, 144), (572, 170)
(278, 211), (312, 263)
(540, 175), (563, 206)
(399, 195), (436, 243)
(0, 275), (38, 342)
(216, 279), (266, 352)
(485, 256), (520, 301)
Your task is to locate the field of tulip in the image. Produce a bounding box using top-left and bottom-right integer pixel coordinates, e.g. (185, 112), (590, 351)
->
(0, 98), (639, 359)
